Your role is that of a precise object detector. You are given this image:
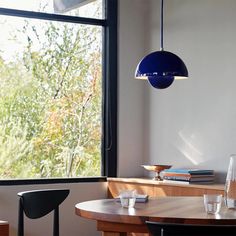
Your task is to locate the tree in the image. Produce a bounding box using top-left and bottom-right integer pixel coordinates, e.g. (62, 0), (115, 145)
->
(0, 12), (102, 178)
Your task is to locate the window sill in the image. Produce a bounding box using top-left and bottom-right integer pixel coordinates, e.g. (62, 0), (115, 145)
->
(0, 177), (107, 185)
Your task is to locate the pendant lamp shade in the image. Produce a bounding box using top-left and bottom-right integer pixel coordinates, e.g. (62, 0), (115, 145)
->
(135, 50), (188, 89)
(135, 0), (189, 89)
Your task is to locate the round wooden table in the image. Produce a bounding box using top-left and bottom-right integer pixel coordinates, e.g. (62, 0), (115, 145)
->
(75, 197), (236, 236)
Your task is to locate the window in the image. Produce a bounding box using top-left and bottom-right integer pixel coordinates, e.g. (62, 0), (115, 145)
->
(0, 0), (117, 181)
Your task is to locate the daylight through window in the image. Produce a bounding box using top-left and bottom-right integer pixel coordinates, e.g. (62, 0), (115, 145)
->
(0, 0), (114, 180)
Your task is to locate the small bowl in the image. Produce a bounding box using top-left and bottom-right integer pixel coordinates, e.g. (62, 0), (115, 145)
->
(142, 165), (172, 180)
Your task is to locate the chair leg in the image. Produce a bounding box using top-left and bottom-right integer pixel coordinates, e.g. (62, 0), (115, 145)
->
(18, 198), (24, 236)
(53, 206), (59, 236)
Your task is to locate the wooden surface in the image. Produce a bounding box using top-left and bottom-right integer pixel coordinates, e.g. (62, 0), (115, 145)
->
(107, 178), (224, 198)
(75, 197), (236, 236)
(0, 221), (9, 236)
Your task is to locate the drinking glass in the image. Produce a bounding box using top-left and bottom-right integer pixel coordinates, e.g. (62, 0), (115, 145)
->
(203, 194), (222, 214)
(119, 190), (136, 208)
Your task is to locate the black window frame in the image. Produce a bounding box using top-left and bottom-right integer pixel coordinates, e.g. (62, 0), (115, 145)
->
(0, 0), (117, 185)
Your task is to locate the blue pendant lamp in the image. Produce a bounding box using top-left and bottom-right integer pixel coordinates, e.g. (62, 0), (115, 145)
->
(135, 0), (188, 89)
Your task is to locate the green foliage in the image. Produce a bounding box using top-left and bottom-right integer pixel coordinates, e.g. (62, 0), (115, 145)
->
(0, 15), (102, 178)
(0, 120), (33, 178)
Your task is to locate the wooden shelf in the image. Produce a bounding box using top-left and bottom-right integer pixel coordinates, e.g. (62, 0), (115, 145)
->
(107, 177), (224, 198)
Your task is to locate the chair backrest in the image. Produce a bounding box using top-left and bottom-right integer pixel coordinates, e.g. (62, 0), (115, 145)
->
(18, 189), (69, 236)
(146, 221), (236, 236)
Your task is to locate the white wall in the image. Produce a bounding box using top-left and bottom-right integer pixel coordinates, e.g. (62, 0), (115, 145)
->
(117, 0), (150, 177)
(0, 182), (107, 236)
(144, 0), (236, 182)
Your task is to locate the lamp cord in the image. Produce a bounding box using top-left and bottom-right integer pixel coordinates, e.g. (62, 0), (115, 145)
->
(160, 0), (164, 51)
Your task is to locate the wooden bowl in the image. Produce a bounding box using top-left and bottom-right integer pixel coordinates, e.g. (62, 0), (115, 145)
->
(141, 165), (172, 180)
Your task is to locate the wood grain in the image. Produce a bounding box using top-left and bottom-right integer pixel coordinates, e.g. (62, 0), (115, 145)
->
(102, 232), (127, 236)
(108, 182), (154, 198)
(97, 221), (148, 233)
(0, 221), (9, 236)
(76, 197), (236, 225)
(107, 178), (224, 198)
(75, 197), (236, 236)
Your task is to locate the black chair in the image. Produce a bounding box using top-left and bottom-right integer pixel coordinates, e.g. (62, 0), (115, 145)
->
(17, 189), (70, 236)
(146, 221), (236, 236)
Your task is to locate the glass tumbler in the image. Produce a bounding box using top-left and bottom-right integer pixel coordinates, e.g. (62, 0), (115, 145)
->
(119, 190), (136, 208)
(203, 194), (222, 214)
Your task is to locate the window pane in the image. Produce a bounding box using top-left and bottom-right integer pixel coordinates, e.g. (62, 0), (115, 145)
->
(0, 0), (104, 19)
(0, 15), (102, 179)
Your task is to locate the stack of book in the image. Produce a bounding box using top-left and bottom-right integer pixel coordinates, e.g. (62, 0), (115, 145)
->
(162, 168), (214, 184)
